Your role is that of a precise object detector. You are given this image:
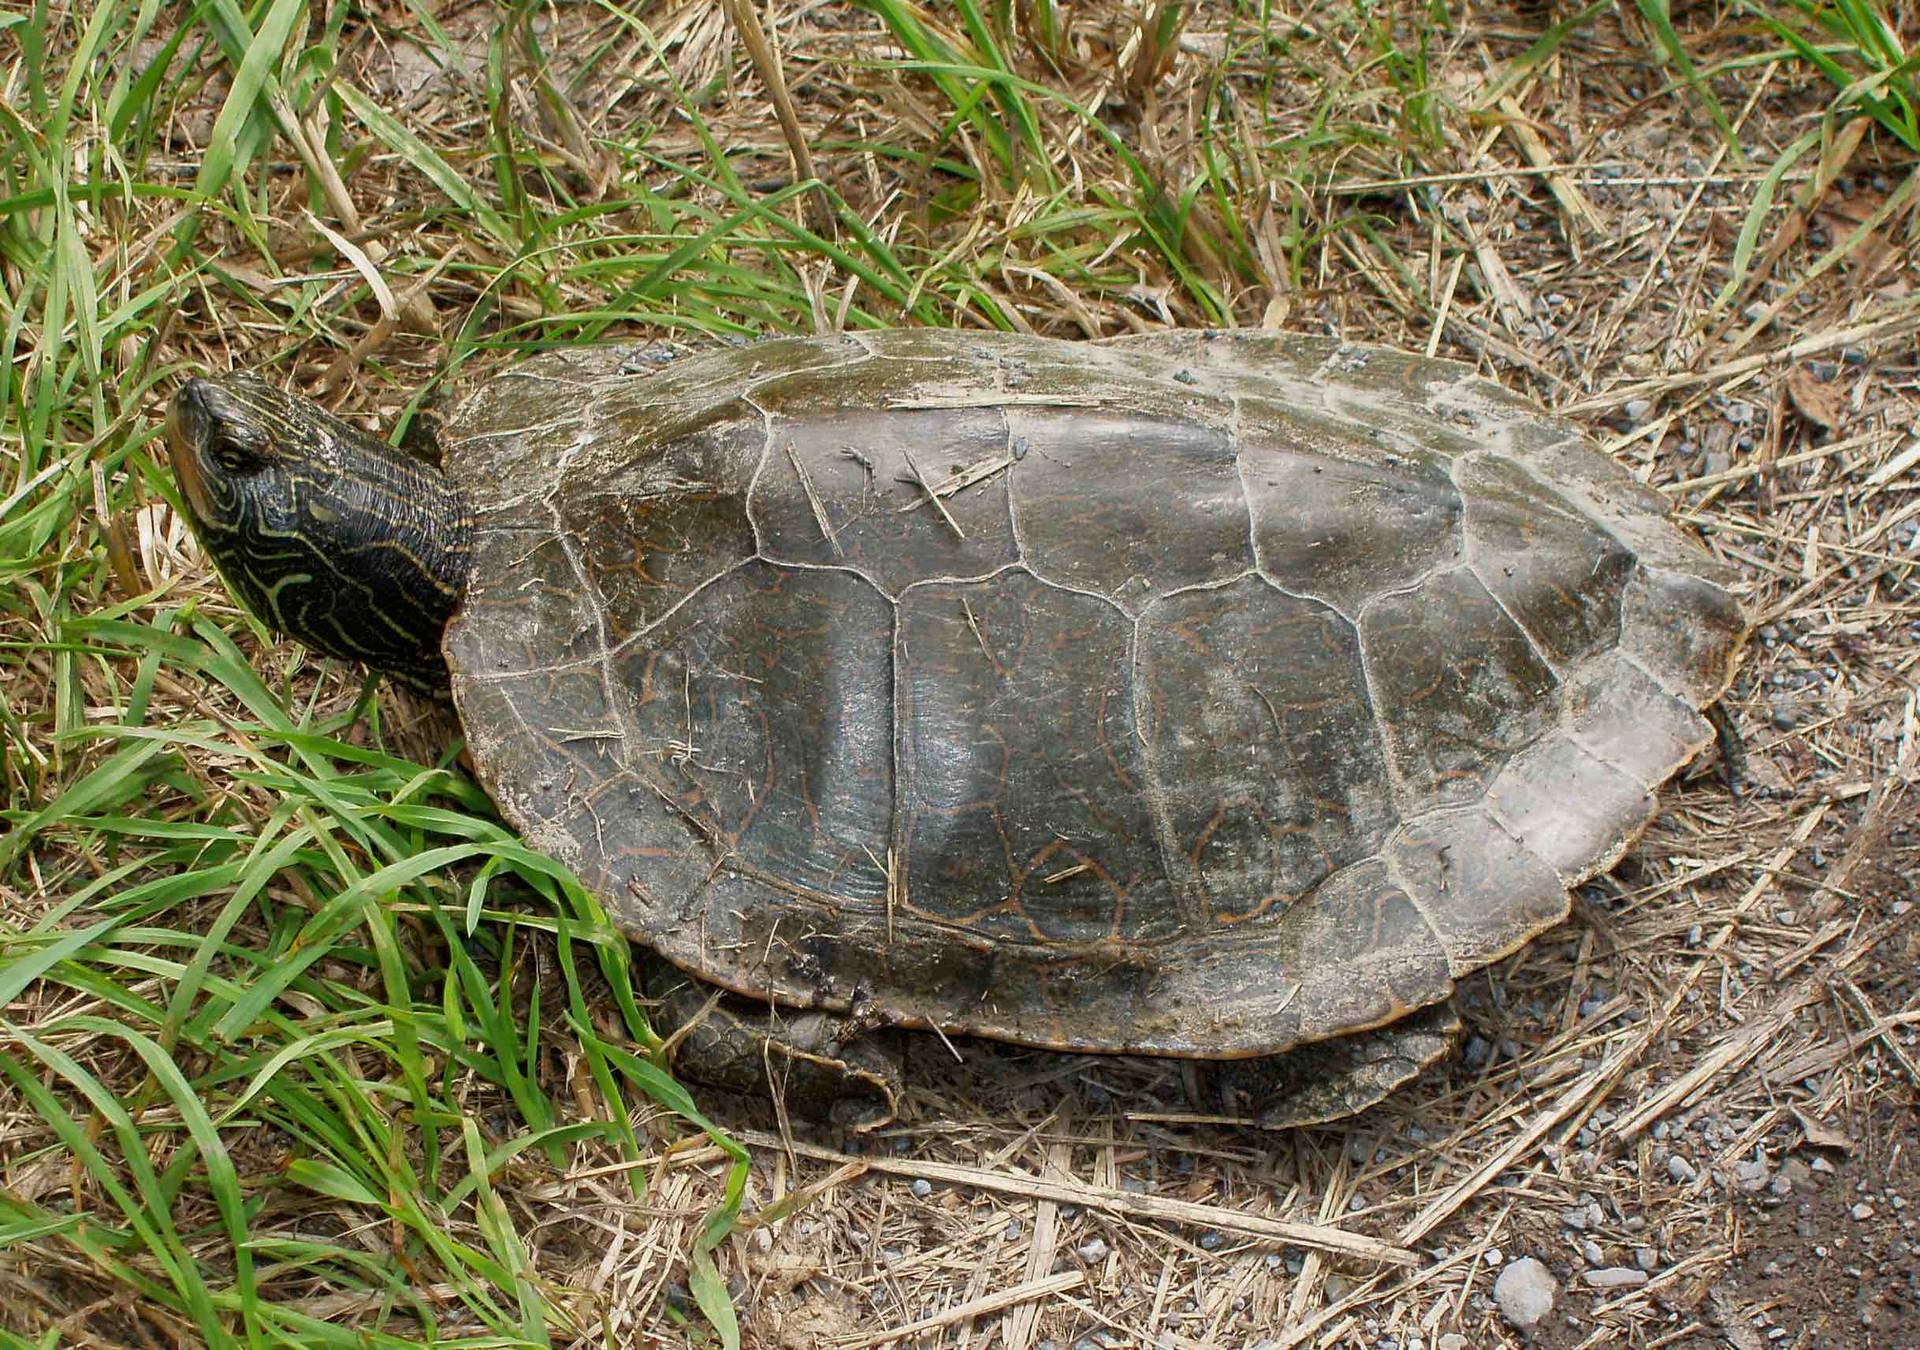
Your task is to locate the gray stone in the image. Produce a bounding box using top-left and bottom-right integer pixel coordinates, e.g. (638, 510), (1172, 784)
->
(1438, 1338), (1469, 1350)
(1584, 1267), (1651, 1289)
(1668, 1154), (1698, 1183)
(1077, 1236), (1110, 1263)
(1635, 1247), (1660, 1272)
(1582, 1239), (1605, 1266)
(1493, 1257), (1556, 1328)
(909, 1178), (932, 1199)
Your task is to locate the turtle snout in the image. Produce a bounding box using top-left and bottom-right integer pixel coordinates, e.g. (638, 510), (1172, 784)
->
(166, 381), (222, 524)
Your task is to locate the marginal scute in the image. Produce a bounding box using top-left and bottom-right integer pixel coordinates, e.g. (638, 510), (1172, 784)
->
(1313, 345), (1492, 461)
(1504, 433), (1743, 590)
(1620, 565), (1748, 707)
(1361, 568), (1560, 811)
(1564, 653), (1713, 786)
(1268, 858), (1454, 1039)
(1239, 395), (1463, 614)
(1485, 733), (1654, 880)
(1139, 577), (1396, 919)
(450, 656), (720, 928)
(1101, 328), (1344, 396)
(1387, 809), (1569, 972)
(613, 334), (870, 414)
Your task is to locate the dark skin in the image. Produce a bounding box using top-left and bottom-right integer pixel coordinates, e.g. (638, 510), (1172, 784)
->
(166, 376), (470, 691)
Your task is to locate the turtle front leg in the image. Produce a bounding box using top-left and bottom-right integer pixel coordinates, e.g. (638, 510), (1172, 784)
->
(640, 953), (903, 1131)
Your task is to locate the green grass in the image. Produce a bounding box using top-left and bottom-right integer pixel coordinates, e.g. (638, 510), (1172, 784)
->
(0, 0), (1911, 1343)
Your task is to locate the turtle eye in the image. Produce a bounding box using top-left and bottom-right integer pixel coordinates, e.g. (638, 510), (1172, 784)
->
(210, 435), (263, 475)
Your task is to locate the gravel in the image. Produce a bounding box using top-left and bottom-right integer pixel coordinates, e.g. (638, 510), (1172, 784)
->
(1584, 1267), (1652, 1289)
(1493, 1257), (1556, 1328)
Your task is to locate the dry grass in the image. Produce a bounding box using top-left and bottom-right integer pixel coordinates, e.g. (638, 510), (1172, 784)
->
(2, 1), (1917, 1347)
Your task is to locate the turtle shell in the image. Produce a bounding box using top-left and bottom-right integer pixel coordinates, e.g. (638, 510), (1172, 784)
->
(440, 329), (1745, 1059)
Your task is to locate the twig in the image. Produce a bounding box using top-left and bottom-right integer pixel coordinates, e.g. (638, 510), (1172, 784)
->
(830, 1271), (1085, 1348)
(787, 444), (842, 555)
(735, 1129), (1419, 1266)
(901, 447), (966, 539)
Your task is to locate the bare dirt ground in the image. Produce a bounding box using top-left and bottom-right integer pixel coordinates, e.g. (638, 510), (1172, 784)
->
(5, 0), (1918, 1347)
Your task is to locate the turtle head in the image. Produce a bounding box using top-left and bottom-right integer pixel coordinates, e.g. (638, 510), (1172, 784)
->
(166, 374), (471, 691)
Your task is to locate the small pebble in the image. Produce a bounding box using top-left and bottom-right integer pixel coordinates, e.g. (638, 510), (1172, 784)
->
(1853, 1203), (1876, 1221)
(909, 1178), (932, 1199)
(1438, 1338), (1469, 1350)
(1582, 1239), (1605, 1266)
(1485, 1247), (1503, 1265)
(1636, 1247), (1660, 1272)
(1493, 1257), (1556, 1328)
(1668, 1155), (1699, 1183)
(1584, 1267), (1651, 1289)
(1561, 1208), (1590, 1231)
(1199, 1229), (1225, 1251)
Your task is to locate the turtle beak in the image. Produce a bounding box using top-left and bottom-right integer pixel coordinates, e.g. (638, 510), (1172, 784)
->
(166, 380), (219, 526)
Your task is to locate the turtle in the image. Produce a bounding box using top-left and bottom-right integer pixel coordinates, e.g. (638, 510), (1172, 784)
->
(164, 328), (1747, 1129)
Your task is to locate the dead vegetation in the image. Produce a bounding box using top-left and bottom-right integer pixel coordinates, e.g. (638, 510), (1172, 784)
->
(1, 1), (1917, 1347)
